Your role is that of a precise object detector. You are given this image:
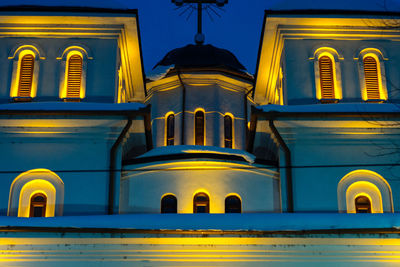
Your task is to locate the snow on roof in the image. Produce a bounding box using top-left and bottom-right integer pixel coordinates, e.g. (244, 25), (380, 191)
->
(0, 102), (145, 112)
(0, 0), (129, 10)
(267, 0), (400, 13)
(138, 145), (256, 163)
(146, 65), (175, 81)
(1, 213), (400, 231)
(258, 103), (400, 114)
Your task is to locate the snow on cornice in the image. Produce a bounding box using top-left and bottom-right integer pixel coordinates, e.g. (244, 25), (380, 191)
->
(138, 145), (256, 164)
(258, 103), (400, 114)
(0, 102), (145, 112)
(1, 213), (400, 232)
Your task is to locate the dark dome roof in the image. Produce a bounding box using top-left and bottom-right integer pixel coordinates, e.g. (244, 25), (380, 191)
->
(154, 44), (246, 72)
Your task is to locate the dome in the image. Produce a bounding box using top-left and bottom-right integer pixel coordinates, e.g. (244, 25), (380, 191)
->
(154, 44), (247, 73)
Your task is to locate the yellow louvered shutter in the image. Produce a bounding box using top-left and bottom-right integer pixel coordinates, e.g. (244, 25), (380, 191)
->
(18, 54), (34, 98)
(66, 54), (83, 99)
(363, 56), (380, 100)
(319, 56), (335, 99)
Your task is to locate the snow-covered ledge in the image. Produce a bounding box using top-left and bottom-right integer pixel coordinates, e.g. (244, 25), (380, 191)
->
(1, 213), (400, 232)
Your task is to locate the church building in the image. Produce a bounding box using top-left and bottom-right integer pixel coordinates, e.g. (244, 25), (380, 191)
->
(0, 0), (399, 266)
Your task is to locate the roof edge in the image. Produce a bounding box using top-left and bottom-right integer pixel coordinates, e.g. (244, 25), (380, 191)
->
(0, 5), (138, 15)
(264, 9), (400, 17)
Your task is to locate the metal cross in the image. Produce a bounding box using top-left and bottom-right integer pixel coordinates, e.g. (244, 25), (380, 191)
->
(172, 0), (228, 44)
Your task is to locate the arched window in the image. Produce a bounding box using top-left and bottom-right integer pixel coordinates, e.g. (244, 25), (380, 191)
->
(224, 115), (233, 148)
(313, 48), (343, 103)
(161, 194), (177, 213)
(29, 193), (47, 217)
(193, 192), (209, 213)
(358, 49), (387, 102)
(337, 170), (393, 213)
(8, 169), (64, 217)
(319, 55), (335, 100)
(225, 195), (241, 213)
(65, 53), (83, 101)
(194, 110), (205, 145)
(58, 46), (90, 101)
(9, 45), (42, 101)
(355, 195), (371, 213)
(17, 54), (35, 100)
(166, 113), (175, 146)
(363, 56), (380, 100)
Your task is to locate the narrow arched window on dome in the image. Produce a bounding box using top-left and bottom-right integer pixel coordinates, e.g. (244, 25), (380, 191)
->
(29, 193), (47, 217)
(194, 110), (205, 145)
(65, 54), (83, 101)
(225, 195), (241, 213)
(355, 196), (371, 213)
(161, 194), (177, 213)
(166, 114), (175, 146)
(17, 54), (35, 101)
(224, 115), (233, 148)
(363, 56), (380, 101)
(193, 192), (209, 213)
(319, 55), (335, 100)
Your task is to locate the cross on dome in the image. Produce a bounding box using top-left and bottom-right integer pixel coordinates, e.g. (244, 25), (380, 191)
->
(172, 0), (228, 45)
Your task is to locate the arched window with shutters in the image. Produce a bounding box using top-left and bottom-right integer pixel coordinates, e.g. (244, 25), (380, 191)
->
(58, 46), (90, 101)
(313, 48), (343, 103)
(161, 194), (177, 213)
(166, 113), (175, 146)
(65, 53), (83, 100)
(194, 110), (205, 145)
(9, 46), (42, 101)
(224, 114), (233, 148)
(193, 192), (209, 213)
(17, 54), (35, 100)
(358, 49), (387, 102)
(319, 55), (335, 99)
(30, 193), (47, 217)
(225, 194), (241, 213)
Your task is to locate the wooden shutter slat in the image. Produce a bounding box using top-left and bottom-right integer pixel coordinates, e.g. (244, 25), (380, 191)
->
(363, 56), (380, 100)
(66, 55), (83, 99)
(319, 56), (335, 99)
(18, 54), (34, 98)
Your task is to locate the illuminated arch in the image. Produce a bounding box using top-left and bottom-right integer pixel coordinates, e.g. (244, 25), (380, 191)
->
(337, 170), (393, 213)
(223, 113), (234, 149)
(165, 112), (175, 146)
(193, 190), (210, 213)
(313, 47), (343, 102)
(357, 48), (388, 101)
(194, 108), (206, 146)
(58, 46), (91, 101)
(9, 45), (44, 101)
(8, 169), (64, 217)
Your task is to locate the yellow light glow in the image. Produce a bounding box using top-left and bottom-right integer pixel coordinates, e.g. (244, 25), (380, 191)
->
(10, 49), (37, 99)
(60, 50), (85, 100)
(193, 108), (206, 146)
(18, 179), (56, 217)
(164, 111), (175, 146)
(361, 52), (386, 101)
(346, 181), (382, 213)
(254, 16), (397, 104)
(314, 48), (343, 101)
(185, 189), (211, 213)
(224, 112), (235, 149)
